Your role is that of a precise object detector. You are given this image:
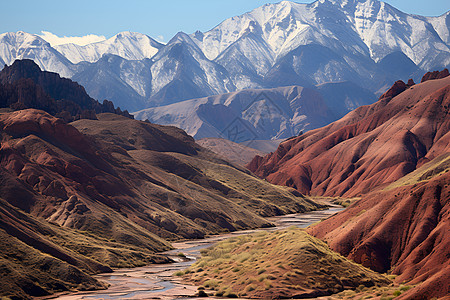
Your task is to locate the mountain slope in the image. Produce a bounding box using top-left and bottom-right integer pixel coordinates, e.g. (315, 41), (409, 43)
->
(147, 32), (235, 107)
(196, 138), (267, 166)
(1, 108), (319, 241)
(316, 81), (378, 117)
(0, 198), (109, 300)
(0, 31), (74, 78)
(248, 71), (450, 197)
(247, 70), (450, 299)
(71, 54), (151, 112)
(135, 84), (375, 141)
(183, 227), (390, 298)
(308, 154), (450, 299)
(54, 31), (163, 64)
(0, 59), (132, 121)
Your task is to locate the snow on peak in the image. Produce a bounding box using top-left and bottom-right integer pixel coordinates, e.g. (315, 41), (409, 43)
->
(38, 31), (106, 47)
(0, 31), (50, 48)
(189, 0), (450, 66)
(54, 31), (163, 64)
(0, 31), (75, 78)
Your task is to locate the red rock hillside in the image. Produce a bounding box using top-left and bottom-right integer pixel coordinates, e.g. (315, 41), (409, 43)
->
(308, 154), (450, 299)
(248, 71), (450, 299)
(248, 71), (450, 197)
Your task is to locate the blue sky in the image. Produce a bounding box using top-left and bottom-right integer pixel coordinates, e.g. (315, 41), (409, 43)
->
(3, 0), (450, 44)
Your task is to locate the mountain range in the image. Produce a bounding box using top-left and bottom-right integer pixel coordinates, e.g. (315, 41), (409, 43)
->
(134, 83), (376, 140)
(1, 62), (448, 300)
(1, 0), (449, 125)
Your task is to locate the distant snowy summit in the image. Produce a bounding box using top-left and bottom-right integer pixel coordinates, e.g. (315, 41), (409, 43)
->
(54, 31), (163, 64)
(191, 0), (450, 69)
(0, 31), (74, 78)
(0, 0), (449, 116)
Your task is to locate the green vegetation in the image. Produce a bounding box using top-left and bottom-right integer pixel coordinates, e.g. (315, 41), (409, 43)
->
(332, 197), (360, 207)
(0, 198), (170, 300)
(182, 227), (390, 298)
(331, 284), (416, 299)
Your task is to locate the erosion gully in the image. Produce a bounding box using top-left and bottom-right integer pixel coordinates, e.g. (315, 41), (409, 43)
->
(52, 205), (344, 300)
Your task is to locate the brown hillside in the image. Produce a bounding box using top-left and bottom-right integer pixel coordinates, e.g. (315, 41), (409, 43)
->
(308, 154), (450, 299)
(248, 74), (450, 197)
(0, 109), (320, 242)
(0, 109), (321, 298)
(249, 72), (450, 299)
(196, 137), (267, 166)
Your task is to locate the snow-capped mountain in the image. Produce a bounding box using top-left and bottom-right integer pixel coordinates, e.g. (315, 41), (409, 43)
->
(147, 32), (235, 107)
(54, 31), (163, 64)
(1, 0), (449, 125)
(186, 0), (450, 93)
(0, 31), (75, 78)
(193, 0), (450, 68)
(71, 54), (152, 111)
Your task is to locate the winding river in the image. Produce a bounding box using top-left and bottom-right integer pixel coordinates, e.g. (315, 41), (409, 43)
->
(53, 207), (343, 300)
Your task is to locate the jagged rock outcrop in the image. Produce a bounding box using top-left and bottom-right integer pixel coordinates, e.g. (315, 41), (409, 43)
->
(0, 59), (133, 122)
(420, 68), (449, 83)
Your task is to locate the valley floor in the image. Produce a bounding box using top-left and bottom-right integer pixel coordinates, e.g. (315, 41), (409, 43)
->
(49, 207), (343, 300)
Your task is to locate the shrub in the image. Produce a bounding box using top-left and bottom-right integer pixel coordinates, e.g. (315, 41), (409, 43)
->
(245, 284), (255, 292)
(204, 279), (219, 289)
(225, 292), (238, 298)
(400, 285), (412, 291)
(258, 274), (267, 282)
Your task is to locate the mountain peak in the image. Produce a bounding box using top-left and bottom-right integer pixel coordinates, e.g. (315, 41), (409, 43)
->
(113, 31), (148, 40)
(315, 0), (377, 8)
(278, 0), (294, 8)
(1, 31), (49, 47)
(54, 30), (162, 64)
(169, 31), (193, 43)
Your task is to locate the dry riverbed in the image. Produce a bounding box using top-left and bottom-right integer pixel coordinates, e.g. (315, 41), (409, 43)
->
(52, 207), (343, 300)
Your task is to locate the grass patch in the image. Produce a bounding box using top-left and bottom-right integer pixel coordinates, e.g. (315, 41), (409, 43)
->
(181, 227), (391, 299)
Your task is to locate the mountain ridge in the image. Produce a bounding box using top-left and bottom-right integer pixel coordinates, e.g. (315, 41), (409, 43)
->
(0, 59), (133, 121)
(1, 0), (449, 114)
(248, 71), (450, 197)
(134, 83), (376, 141)
(54, 31), (163, 64)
